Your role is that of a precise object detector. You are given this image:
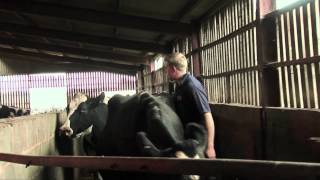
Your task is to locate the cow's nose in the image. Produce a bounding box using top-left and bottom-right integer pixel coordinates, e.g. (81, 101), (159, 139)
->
(59, 121), (74, 137)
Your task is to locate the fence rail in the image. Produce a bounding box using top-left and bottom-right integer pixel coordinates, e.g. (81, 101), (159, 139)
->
(0, 152), (320, 178)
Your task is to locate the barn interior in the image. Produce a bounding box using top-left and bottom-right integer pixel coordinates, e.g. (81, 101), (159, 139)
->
(0, 0), (319, 179)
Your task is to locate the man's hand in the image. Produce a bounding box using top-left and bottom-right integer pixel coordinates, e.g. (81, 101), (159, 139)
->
(206, 146), (216, 159)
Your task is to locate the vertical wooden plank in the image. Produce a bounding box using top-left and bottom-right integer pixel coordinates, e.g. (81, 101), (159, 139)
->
(304, 2), (316, 108)
(301, 5), (314, 108)
(66, 73), (70, 102)
(281, 13), (291, 107)
(286, 11), (298, 108)
(250, 29), (256, 106)
(20, 75), (23, 109)
(316, 0), (320, 56)
(299, 5), (311, 108)
(289, 8), (301, 108)
(276, 16), (284, 107)
(11, 75), (15, 107)
(211, 47), (214, 76)
(292, 7), (304, 108)
(309, 1), (319, 108)
(247, 29), (252, 105)
(315, 0), (320, 108)
(0, 76), (3, 105)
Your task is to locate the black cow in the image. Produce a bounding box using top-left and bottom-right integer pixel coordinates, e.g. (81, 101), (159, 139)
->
(60, 92), (108, 155)
(60, 92), (206, 180)
(0, 105), (16, 118)
(0, 105), (30, 119)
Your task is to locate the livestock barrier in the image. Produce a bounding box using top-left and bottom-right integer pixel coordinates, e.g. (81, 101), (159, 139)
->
(0, 112), (87, 180)
(1, 112), (320, 179)
(0, 153), (320, 179)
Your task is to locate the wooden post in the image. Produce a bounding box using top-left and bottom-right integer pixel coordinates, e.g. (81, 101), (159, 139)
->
(256, 0), (276, 160)
(191, 31), (201, 78)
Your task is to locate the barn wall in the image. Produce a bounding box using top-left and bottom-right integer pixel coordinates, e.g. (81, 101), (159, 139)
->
(212, 104), (320, 162)
(0, 113), (67, 180)
(211, 104), (263, 160)
(265, 108), (320, 162)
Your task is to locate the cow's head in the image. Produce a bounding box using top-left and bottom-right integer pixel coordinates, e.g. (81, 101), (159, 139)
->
(60, 92), (107, 137)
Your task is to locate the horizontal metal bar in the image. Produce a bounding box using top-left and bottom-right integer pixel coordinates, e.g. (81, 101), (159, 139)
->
(1, 153), (320, 177)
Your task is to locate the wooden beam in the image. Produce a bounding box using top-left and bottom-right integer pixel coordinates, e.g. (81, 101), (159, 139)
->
(0, 23), (171, 53)
(0, 37), (146, 63)
(1, 153), (320, 177)
(0, 47), (139, 73)
(0, 1), (193, 36)
(266, 56), (320, 68)
(198, 21), (257, 52)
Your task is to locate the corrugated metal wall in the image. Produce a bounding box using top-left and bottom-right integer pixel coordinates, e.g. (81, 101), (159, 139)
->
(0, 72), (136, 109)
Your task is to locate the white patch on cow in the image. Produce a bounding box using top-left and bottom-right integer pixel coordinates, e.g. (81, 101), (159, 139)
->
(175, 151), (200, 180)
(175, 151), (189, 159)
(60, 92), (88, 136)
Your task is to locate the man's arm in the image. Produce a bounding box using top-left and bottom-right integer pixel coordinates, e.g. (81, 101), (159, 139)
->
(204, 112), (216, 159)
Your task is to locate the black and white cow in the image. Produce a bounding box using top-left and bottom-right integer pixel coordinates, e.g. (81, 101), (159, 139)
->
(0, 105), (30, 119)
(60, 92), (207, 180)
(60, 92), (108, 154)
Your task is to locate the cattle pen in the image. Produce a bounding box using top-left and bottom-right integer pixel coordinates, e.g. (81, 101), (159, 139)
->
(0, 0), (320, 179)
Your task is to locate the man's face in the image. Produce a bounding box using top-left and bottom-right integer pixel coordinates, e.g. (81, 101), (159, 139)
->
(166, 65), (177, 81)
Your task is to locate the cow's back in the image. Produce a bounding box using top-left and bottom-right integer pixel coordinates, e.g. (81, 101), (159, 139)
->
(97, 92), (184, 156)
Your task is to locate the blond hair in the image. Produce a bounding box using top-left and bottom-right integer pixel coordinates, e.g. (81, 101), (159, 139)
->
(165, 53), (188, 71)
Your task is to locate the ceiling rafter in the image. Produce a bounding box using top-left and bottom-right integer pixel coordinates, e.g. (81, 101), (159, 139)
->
(0, 22), (171, 53)
(0, 47), (139, 73)
(0, 37), (148, 64)
(0, 1), (193, 36)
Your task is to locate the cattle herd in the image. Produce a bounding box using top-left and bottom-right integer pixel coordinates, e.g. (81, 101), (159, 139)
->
(0, 105), (30, 119)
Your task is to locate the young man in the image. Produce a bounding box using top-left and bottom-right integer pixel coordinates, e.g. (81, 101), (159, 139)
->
(165, 53), (216, 159)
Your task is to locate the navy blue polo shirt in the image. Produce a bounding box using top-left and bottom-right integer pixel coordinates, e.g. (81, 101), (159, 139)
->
(173, 73), (211, 127)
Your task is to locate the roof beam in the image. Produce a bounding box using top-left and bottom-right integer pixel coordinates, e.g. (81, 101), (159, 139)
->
(0, 47), (139, 73)
(0, 23), (171, 53)
(0, 37), (147, 64)
(0, 1), (193, 36)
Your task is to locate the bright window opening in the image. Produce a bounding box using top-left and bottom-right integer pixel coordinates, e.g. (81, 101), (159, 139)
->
(276, 0), (302, 10)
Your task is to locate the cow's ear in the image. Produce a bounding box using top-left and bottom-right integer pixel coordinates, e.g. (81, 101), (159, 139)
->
(97, 92), (105, 103)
